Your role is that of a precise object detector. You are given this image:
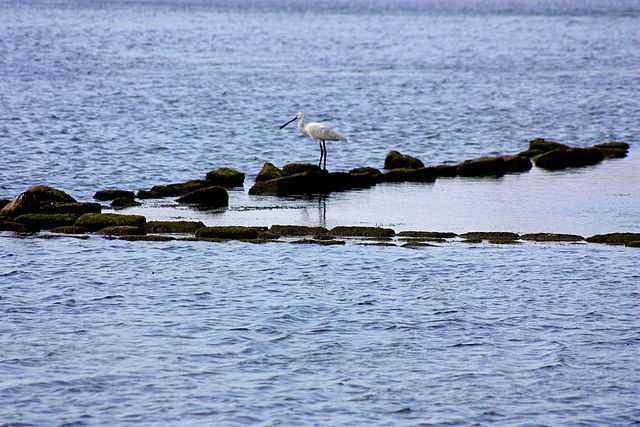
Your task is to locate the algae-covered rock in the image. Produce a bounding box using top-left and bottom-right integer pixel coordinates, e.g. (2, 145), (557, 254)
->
(0, 191), (40, 217)
(97, 226), (146, 236)
(25, 185), (76, 204)
(270, 224), (329, 236)
(397, 231), (458, 238)
(457, 155), (532, 177)
(626, 241), (640, 248)
(460, 232), (520, 241)
(594, 141), (629, 150)
(120, 235), (176, 242)
(111, 197), (142, 209)
(593, 141), (630, 159)
(430, 164), (459, 178)
(137, 180), (209, 199)
(0, 220), (26, 232)
(0, 200), (10, 210)
(384, 151), (424, 170)
(586, 233), (640, 245)
(75, 213), (146, 231)
(349, 167), (382, 178)
(380, 167), (437, 183)
(176, 186), (229, 208)
(145, 221), (205, 234)
(488, 239), (522, 244)
(520, 233), (584, 242)
(534, 147), (604, 170)
(399, 237), (446, 243)
(15, 213), (79, 231)
(94, 189), (136, 201)
(528, 138), (569, 154)
(49, 226), (89, 234)
(282, 163), (322, 176)
(195, 226), (265, 240)
(291, 239), (346, 246)
(402, 241), (438, 248)
(357, 242), (397, 247)
(205, 168), (245, 188)
(249, 170), (328, 196)
(330, 226), (395, 238)
(39, 202), (102, 215)
(256, 163), (284, 182)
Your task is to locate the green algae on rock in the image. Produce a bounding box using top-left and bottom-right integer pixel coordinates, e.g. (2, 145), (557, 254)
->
(402, 241), (438, 248)
(75, 213), (146, 231)
(380, 167), (437, 183)
(269, 224), (329, 236)
(256, 163), (284, 182)
(97, 226), (146, 236)
(205, 168), (245, 188)
(120, 235), (176, 242)
(593, 141), (630, 159)
(176, 186), (229, 208)
(0, 219), (26, 232)
(397, 231), (458, 238)
(384, 150), (424, 170)
(94, 189), (136, 201)
(39, 202), (102, 215)
(49, 226), (89, 234)
(195, 226), (266, 240)
(626, 241), (640, 248)
(291, 239), (346, 246)
(520, 233), (584, 242)
(457, 155), (532, 177)
(111, 197), (142, 209)
(24, 185), (76, 204)
(460, 232), (520, 241)
(282, 163), (322, 176)
(330, 226), (395, 238)
(137, 180), (209, 199)
(586, 233), (640, 245)
(534, 147), (604, 170)
(145, 221), (205, 234)
(0, 200), (10, 210)
(14, 213), (79, 231)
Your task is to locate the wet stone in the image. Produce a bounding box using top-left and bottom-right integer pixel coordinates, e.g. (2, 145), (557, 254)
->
(384, 150), (424, 170)
(460, 232), (520, 241)
(520, 233), (584, 242)
(0, 220), (26, 232)
(269, 224), (329, 236)
(75, 213), (146, 231)
(256, 163), (283, 182)
(205, 168), (245, 188)
(586, 233), (640, 246)
(49, 226), (89, 234)
(14, 213), (79, 231)
(397, 231), (458, 238)
(137, 180), (209, 199)
(282, 163), (322, 176)
(195, 226), (265, 240)
(111, 197), (142, 209)
(534, 147), (604, 170)
(97, 226), (146, 236)
(176, 186), (229, 208)
(291, 239), (346, 246)
(330, 226), (395, 238)
(120, 235), (175, 242)
(145, 221), (205, 234)
(94, 189), (136, 201)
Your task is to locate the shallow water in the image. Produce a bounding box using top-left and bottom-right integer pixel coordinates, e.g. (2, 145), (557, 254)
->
(2, 1), (640, 426)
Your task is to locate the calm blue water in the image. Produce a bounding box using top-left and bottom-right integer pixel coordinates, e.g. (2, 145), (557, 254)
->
(1, 1), (640, 426)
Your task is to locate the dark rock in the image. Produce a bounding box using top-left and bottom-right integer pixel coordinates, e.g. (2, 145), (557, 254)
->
(39, 202), (102, 215)
(398, 237), (447, 243)
(75, 213), (146, 231)
(145, 221), (205, 234)
(282, 163), (322, 176)
(586, 233), (640, 245)
(291, 239), (346, 246)
(120, 235), (176, 242)
(357, 242), (397, 247)
(330, 226), (395, 238)
(49, 226), (89, 234)
(0, 220), (26, 232)
(25, 185), (76, 204)
(137, 180), (209, 199)
(488, 239), (522, 244)
(111, 197), (142, 209)
(313, 234), (335, 240)
(270, 224), (329, 236)
(384, 151), (424, 170)
(534, 147), (604, 170)
(97, 226), (146, 236)
(528, 138), (569, 154)
(256, 163), (284, 182)
(457, 155), (532, 177)
(430, 164), (459, 178)
(94, 189), (136, 201)
(520, 233), (584, 242)
(503, 155), (534, 173)
(249, 170), (328, 196)
(380, 167), (437, 183)
(14, 213), (79, 231)
(593, 142), (629, 159)
(0, 191), (40, 217)
(402, 242), (438, 248)
(460, 232), (520, 241)
(461, 238), (483, 244)
(594, 141), (629, 150)
(176, 186), (229, 208)
(195, 226), (265, 240)
(626, 241), (640, 248)
(0, 199), (10, 210)
(397, 231), (458, 238)
(349, 167), (382, 178)
(205, 168), (245, 188)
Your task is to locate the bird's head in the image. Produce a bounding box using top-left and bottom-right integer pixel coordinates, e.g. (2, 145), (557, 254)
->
(279, 111), (304, 129)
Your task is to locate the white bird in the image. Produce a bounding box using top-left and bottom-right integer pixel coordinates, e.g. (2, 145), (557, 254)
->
(279, 111), (346, 171)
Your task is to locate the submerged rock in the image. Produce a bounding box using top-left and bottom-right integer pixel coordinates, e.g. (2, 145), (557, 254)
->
(460, 232), (520, 241)
(384, 151), (424, 170)
(593, 141), (630, 159)
(75, 213), (146, 231)
(520, 233), (584, 242)
(137, 180), (209, 199)
(176, 186), (229, 208)
(94, 189), (136, 201)
(457, 155), (532, 177)
(626, 241), (640, 248)
(205, 168), (245, 188)
(145, 221), (205, 234)
(349, 167), (382, 178)
(282, 163), (322, 176)
(430, 164), (459, 178)
(397, 231), (458, 238)
(49, 226), (89, 234)
(120, 235), (175, 242)
(0, 199), (10, 210)
(534, 147), (604, 170)
(402, 242), (438, 248)
(14, 213), (79, 231)
(111, 197), (142, 209)
(586, 233), (640, 245)
(249, 170), (330, 196)
(290, 239), (346, 246)
(0, 220), (26, 232)
(256, 163), (284, 182)
(380, 167), (437, 183)
(195, 226), (266, 240)
(329, 226), (395, 238)
(519, 138), (570, 158)
(270, 224), (329, 236)
(0, 191), (40, 217)
(39, 202), (101, 215)
(97, 226), (146, 236)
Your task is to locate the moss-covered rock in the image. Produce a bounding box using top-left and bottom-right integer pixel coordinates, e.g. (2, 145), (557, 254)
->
(626, 241), (640, 248)
(330, 226), (395, 238)
(145, 221), (205, 234)
(39, 202), (102, 215)
(25, 185), (76, 203)
(461, 238), (483, 244)
(488, 239), (522, 244)
(0, 199), (10, 210)
(256, 163), (284, 182)
(291, 239), (346, 246)
(97, 226), (146, 236)
(593, 141), (629, 159)
(527, 138), (569, 154)
(205, 168), (245, 188)
(586, 233), (640, 245)
(0, 220), (26, 232)
(430, 164), (459, 178)
(176, 186), (229, 208)
(270, 225), (329, 236)
(397, 231), (458, 238)
(120, 235), (176, 242)
(460, 232), (520, 241)
(49, 226), (89, 234)
(282, 163), (322, 176)
(534, 147), (604, 170)
(457, 155), (532, 177)
(111, 197), (142, 209)
(1, 185), (78, 217)
(1, 191), (41, 217)
(384, 150), (424, 170)
(357, 242), (397, 247)
(399, 237), (447, 243)
(349, 167), (382, 178)
(594, 141), (629, 150)
(402, 242), (438, 248)
(380, 167), (437, 183)
(195, 226), (265, 240)
(14, 213), (79, 231)
(249, 170), (328, 196)
(94, 189), (136, 201)
(520, 233), (584, 242)
(75, 213), (146, 231)
(137, 180), (209, 199)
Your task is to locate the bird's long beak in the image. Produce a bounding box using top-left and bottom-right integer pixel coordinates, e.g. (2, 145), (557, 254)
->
(279, 116), (297, 129)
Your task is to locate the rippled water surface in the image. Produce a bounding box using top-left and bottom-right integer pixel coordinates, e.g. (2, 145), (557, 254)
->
(1, 1), (640, 426)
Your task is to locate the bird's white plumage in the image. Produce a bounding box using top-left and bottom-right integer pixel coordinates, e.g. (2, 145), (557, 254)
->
(297, 112), (346, 142)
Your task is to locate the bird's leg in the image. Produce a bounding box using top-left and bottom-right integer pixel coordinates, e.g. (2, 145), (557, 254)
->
(318, 140), (323, 168)
(322, 140), (327, 171)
